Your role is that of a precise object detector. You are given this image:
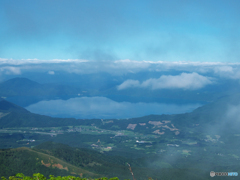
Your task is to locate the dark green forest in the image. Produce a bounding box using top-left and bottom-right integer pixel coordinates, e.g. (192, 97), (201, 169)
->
(1, 142), (235, 180)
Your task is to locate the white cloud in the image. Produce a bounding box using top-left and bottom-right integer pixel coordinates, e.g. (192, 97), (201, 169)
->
(213, 66), (240, 79)
(1, 58), (240, 78)
(0, 58), (88, 65)
(0, 66), (21, 75)
(214, 66), (233, 73)
(117, 80), (140, 90)
(48, 70), (55, 75)
(226, 104), (240, 122)
(114, 59), (151, 69)
(117, 72), (213, 90)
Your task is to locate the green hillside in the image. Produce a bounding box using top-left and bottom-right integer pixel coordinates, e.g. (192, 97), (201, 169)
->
(0, 146), (100, 178)
(0, 98), (29, 113)
(0, 142), (210, 180)
(2, 173), (119, 180)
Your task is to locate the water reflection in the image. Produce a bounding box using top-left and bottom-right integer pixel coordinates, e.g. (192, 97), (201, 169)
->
(26, 96), (202, 119)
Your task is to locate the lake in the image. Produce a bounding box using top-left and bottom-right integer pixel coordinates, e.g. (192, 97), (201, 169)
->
(25, 96), (202, 119)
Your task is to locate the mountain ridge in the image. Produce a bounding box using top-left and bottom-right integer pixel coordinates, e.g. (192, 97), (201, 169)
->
(0, 142), (208, 180)
(0, 98), (29, 113)
(0, 145), (100, 178)
(0, 78), (82, 107)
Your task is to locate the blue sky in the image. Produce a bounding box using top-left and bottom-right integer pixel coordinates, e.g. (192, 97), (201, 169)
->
(1, 0), (240, 62)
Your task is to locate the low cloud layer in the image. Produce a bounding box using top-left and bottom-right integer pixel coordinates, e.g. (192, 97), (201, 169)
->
(48, 71), (55, 75)
(117, 72), (213, 90)
(226, 104), (240, 124)
(213, 65), (240, 79)
(1, 59), (240, 84)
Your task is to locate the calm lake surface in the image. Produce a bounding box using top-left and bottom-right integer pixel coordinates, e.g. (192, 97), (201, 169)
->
(25, 96), (202, 119)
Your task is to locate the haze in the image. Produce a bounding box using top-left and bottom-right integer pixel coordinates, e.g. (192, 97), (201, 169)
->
(0, 1), (240, 179)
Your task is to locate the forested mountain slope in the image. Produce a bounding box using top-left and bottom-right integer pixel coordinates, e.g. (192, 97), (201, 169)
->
(0, 142), (208, 180)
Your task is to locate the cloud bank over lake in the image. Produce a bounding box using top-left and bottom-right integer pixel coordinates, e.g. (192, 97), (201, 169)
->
(25, 97), (202, 119)
(117, 72), (213, 90)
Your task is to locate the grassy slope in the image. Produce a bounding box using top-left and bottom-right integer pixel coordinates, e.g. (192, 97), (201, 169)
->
(0, 142), (211, 180)
(0, 146), (100, 178)
(33, 142), (212, 180)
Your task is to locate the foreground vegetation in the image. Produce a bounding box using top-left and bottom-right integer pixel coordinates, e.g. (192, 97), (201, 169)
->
(0, 143), (223, 180)
(1, 173), (120, 180)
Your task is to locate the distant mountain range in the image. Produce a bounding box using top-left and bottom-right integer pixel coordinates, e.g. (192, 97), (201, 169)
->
(1, 77), (238, 108)
(0, 78), (84, 107)
(0, 77), (81, 97)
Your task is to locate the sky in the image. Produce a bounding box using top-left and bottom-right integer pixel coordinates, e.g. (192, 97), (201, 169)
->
(1, 0), (240, 62)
